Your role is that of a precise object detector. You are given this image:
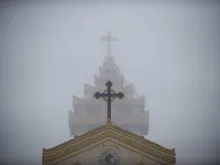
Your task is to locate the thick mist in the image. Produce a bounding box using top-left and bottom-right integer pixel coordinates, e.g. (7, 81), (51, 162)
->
(0, 1), (220, 165)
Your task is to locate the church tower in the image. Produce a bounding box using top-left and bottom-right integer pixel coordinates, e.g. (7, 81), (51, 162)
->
(43, 32), (176, 165)
(68, 31), (149, 136)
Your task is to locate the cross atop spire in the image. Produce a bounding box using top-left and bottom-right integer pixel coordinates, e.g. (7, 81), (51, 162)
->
(101, 31), (117, 57)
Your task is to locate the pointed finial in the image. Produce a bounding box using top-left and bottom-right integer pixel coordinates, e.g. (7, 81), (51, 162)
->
(106, 119), (112, 127)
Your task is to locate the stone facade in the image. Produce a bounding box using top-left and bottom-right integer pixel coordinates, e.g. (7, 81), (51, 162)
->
(56, 140), (162, 165)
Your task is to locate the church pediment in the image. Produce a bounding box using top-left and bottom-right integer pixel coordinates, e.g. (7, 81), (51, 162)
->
(42, 120), (175, 165)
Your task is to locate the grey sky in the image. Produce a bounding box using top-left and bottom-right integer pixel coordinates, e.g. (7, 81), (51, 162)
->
(0, 1), (220, 165)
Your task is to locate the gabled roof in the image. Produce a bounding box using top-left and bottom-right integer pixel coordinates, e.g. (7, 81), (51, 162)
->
(42, 120), (176, 165)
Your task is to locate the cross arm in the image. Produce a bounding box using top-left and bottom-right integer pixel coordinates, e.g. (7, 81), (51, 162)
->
(94, 92), (108, 99)
(110, 92), (124, 99)
(101, 37), (117, 41)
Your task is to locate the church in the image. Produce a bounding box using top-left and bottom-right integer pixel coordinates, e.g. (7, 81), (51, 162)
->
(42, 32), (176, 165)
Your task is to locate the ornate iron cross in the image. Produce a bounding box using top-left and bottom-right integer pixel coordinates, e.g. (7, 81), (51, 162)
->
(94, 80), (124, 120)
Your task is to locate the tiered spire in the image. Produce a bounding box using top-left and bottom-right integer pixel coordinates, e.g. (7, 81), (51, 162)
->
(68, 31), (149, 137)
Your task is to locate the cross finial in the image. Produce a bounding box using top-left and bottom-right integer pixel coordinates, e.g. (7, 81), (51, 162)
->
(94, 80), (124, 120)
(101, 31), (117, 57)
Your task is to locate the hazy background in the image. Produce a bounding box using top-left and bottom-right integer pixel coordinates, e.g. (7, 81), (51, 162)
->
(0, 1), (220, 165)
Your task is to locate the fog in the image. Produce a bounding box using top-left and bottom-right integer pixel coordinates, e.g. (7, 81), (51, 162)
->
(0, 1), (220, 165)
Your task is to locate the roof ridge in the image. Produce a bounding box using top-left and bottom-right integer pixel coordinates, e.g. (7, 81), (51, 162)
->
(44, 120), (175, 155)
(43, 125), (107, 152)
(111, 124), (175, 155)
